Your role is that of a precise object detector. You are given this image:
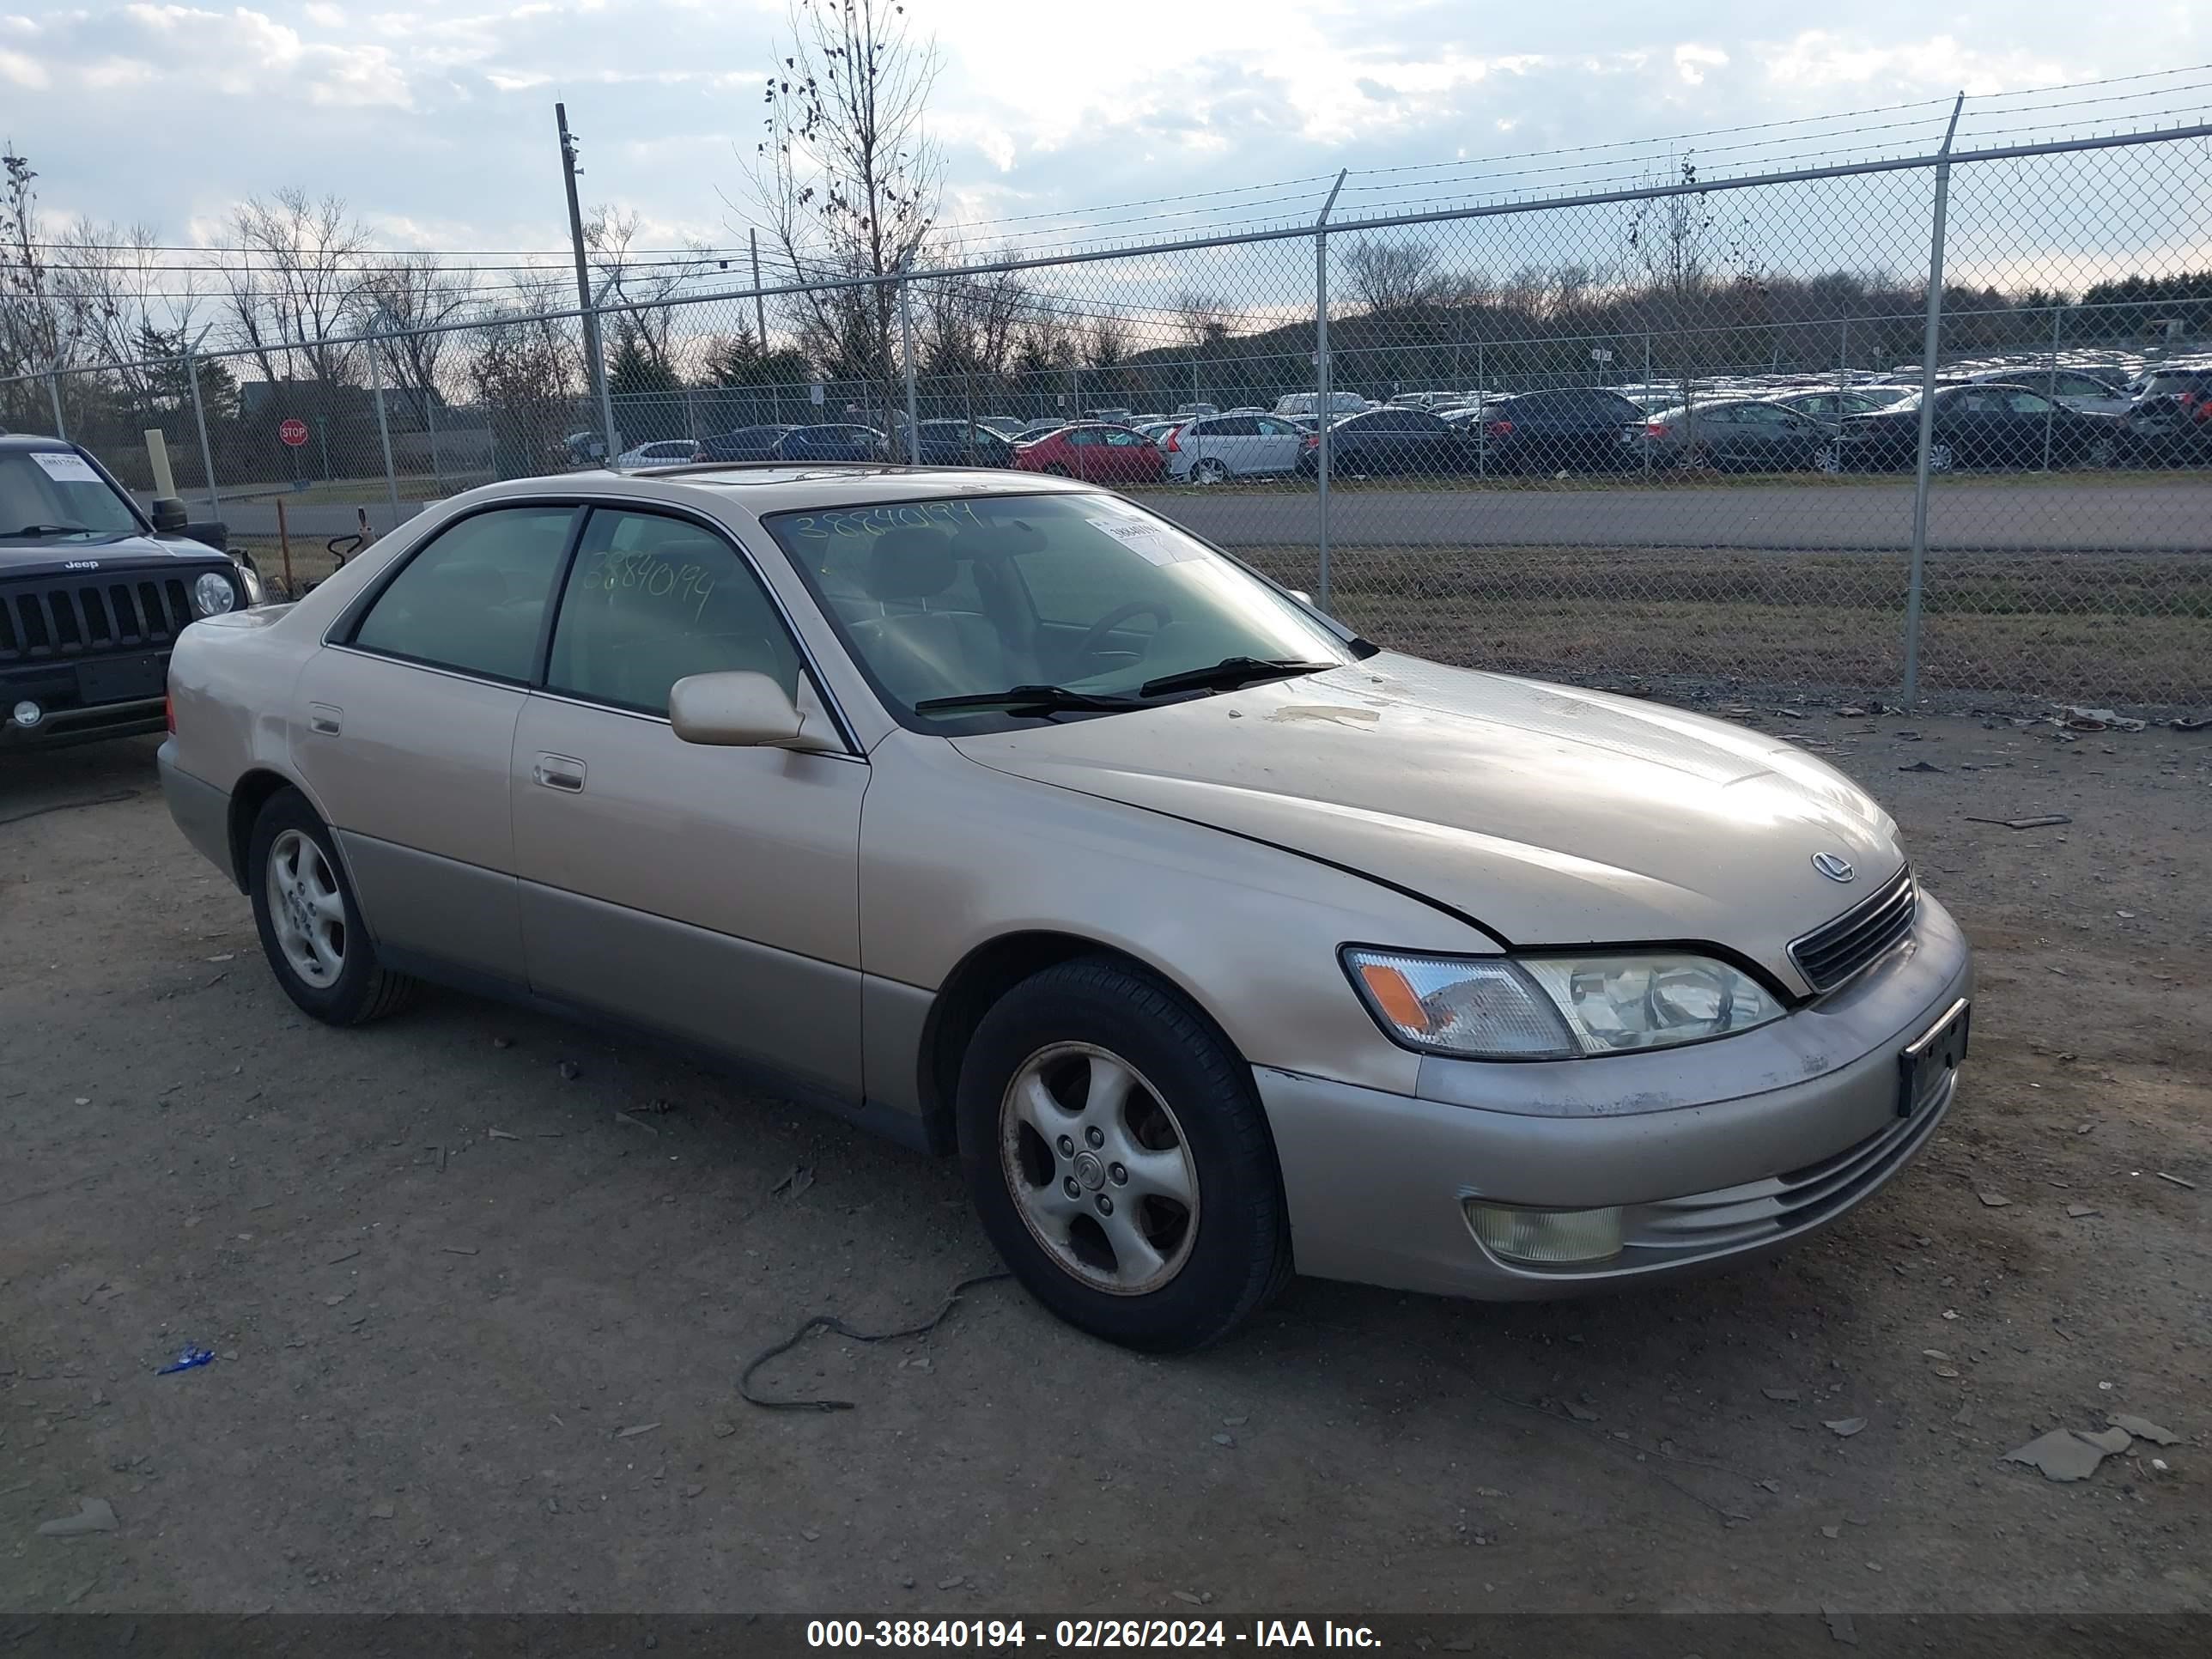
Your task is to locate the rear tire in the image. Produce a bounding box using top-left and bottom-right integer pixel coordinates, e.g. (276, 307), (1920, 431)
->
(956, 957), (1291, 1352)
(247, 788), (417, 1026)
(1194, 458), (1231, 485)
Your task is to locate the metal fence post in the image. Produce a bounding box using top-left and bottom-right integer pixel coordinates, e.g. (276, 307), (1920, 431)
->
(185, 331), (219, 515)
(1903, 92), (1966, 705)
(1642, 333), (1654, 481)
(47, 364), (66, 441)
(2041, 305), (2060, 472)
(425, 380), (446, 493)
(368, 323), (401, 522)
(1313, 168), (1348, 612)
(897, 265), (922, 463)
(1475, 342), (1486, 481)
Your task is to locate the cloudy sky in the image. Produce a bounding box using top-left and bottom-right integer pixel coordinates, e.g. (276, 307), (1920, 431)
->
(2, 1), (2207, 306)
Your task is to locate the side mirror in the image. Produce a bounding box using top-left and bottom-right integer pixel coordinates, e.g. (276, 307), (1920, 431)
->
(1286, 588), (1314, 606)
(149, 496), (188, 533)
(669, 672), (837, 751)
(182, 520), (229, 550)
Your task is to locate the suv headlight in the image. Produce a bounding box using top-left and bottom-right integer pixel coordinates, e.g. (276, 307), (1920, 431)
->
(191, 570), (239, 617)
(1344, 948), (1784, 1060)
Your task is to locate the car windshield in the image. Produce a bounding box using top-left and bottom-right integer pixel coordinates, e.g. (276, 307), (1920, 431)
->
(766, 492), (1356, 732)
(0, 449), (143, 541)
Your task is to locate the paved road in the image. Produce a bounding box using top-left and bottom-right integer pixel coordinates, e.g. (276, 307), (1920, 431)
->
(199, 477), (2211, 553)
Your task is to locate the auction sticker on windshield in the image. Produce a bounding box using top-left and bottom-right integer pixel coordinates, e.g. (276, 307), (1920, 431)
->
(30, 452), (101, 483)
(1087, 516), (1192, 565)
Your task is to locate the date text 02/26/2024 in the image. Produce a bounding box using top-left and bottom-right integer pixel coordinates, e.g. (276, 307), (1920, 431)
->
(805, 1622), (1382, 1650)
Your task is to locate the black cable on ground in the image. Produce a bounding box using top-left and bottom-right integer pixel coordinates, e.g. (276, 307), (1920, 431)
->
(738, 1271), (1012, 1413)
(0, 788), (139, 829)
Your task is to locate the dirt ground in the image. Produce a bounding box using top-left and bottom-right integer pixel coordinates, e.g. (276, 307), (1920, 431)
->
(2, 708), (2206, 1618)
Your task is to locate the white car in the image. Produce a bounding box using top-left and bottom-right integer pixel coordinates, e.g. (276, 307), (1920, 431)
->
(1273, 392), (1371, 421)
(613, 439), (702, 470)
(1164, 413), (1310, 483)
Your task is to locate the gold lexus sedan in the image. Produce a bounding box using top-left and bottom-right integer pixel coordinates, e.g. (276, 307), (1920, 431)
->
(160, 466), (1972, 1352)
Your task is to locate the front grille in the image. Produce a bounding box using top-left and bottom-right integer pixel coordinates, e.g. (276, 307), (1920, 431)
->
(1789, 866), (1917, 992)
(0, 575), (193, 664)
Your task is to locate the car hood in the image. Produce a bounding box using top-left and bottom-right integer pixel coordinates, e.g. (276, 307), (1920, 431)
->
(950, 655), (1903, 990)
(0, 532), (228, 578)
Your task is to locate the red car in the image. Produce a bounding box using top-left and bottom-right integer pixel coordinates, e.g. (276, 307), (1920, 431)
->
(1010, 422), (1166, 484)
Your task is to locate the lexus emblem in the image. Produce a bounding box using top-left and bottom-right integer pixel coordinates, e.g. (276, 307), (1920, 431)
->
(1812, 852), (1856, 884)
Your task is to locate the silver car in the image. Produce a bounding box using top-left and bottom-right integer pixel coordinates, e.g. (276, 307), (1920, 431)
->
(159, 467), (1972, 1352)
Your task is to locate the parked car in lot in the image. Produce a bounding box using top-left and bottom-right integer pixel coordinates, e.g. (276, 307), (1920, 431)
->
(1968, 368), (2131, 416)
(158, 464), (1973, 1352)
(1637, 399), (1834, 471)
(2124, 368), (2212, 464)
(1274, 392), (1371, 421)
(975, 416), (1029, 439)
(1828, 384), (2129, 472)
(1470, 388), (1647, 472)
(1164, 412), (1309, 482)
(699, 425), (797, 462)
(3, 434), (253, 748)
(908, 421), (1017, 467)
(1297, 407), (1476, 477)
(1771, 386), (1917, 427)
(1012, 423), (1167, 484)
(613, 439), (703, 469)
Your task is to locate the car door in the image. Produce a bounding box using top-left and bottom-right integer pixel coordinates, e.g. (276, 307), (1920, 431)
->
(1206, 415), (1260, 475)
(509, 504), (869, 1097)
(1252, 416), (1304, 474)
(295, 503), (580, 984)
(1941, 388), (2014, 466)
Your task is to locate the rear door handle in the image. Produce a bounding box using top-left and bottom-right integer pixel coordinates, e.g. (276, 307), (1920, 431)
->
(532, 753), (586, 793)
(307, 702), (342, 736)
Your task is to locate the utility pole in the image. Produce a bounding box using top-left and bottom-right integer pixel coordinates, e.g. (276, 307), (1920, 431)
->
(1313, 168), (1348, 612)
(556, 101), (618, 462)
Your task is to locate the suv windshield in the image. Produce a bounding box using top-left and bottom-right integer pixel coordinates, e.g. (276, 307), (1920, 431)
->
(766, 492), (1355, 731)
(0, 449), (143, 542)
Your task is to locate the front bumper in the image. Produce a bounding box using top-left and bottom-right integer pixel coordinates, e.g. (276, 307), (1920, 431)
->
(1259, 893), (1973, 1300)
(1, 683), (167, 749)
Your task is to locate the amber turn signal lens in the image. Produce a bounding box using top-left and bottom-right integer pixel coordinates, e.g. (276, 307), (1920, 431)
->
(1358, 963), (1431, 1035)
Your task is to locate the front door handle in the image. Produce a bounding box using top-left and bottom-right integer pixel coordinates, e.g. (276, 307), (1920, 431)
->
(533, 753), (586, 793)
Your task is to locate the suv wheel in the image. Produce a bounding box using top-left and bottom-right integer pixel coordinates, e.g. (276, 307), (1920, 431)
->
(247, 788), (417, 1025)
(957, 957), (1291, 1352)
(1194, 458), (1231, 485)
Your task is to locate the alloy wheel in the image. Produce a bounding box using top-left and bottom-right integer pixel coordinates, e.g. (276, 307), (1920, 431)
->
(265, 829), (347, 988)
(999, 1042), (1200, 1296)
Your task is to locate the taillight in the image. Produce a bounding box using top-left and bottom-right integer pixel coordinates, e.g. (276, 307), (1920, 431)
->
(1302, 434), (1319, 450)
(164, 693), (174, 734)
(1646, 422), (1670, 438)
(1485, 420), (1514, 439)
(1165, 428), (1182, 452)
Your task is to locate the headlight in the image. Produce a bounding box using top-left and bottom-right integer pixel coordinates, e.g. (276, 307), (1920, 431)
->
(191, 570), (238, 617)
(1345, 948), (1784, 1060)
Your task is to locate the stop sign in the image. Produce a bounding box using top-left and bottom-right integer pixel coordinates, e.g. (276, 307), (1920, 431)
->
(278, 418), (309, 447)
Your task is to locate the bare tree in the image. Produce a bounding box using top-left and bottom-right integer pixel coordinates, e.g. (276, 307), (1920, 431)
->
(1169, 291), (1236, 349)
(585, 207), (714, 381)
(916, 245), (1026, 378)
(356, 252), (471, 420)
(741, 0), (942, 424)
(219, 187), (368, 389)
(466, 282), (583, 478)
(1345, 236), (1441, 313)
(0, 144), (70, 391)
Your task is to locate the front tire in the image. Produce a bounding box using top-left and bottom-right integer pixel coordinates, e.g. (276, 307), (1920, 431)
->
(247, 788), (416, 1025)
(956, 957), (1291, 1352)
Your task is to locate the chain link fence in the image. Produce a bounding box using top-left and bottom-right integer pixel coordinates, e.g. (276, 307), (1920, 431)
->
(5, 122), (2208, 710)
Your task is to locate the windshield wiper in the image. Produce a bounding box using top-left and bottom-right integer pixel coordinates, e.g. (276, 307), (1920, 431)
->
(913, 684), (1148, 717)
(3, 523), (94, 538)
(1138, 656), (1340, 699)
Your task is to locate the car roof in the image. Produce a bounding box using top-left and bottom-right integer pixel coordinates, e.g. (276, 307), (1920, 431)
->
(0, 432), (76, 453)
(453, 464), (1103, 520)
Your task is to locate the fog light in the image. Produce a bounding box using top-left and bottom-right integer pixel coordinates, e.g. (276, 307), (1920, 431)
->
(10, 700), (41, 729)
(1465, 1202), (1624, 1266)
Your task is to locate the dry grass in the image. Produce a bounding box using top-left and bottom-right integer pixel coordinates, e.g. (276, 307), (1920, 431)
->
(1237, 544), (2212, 707)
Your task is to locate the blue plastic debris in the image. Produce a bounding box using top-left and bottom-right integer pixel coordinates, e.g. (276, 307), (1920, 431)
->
(156, 1347), (215, 1375)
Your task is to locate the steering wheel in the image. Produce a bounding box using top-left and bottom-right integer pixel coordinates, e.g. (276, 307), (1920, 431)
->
(1075, 600), (1173, 661)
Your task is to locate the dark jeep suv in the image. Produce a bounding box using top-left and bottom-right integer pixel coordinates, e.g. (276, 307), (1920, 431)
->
(2, 434), (252, 749)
